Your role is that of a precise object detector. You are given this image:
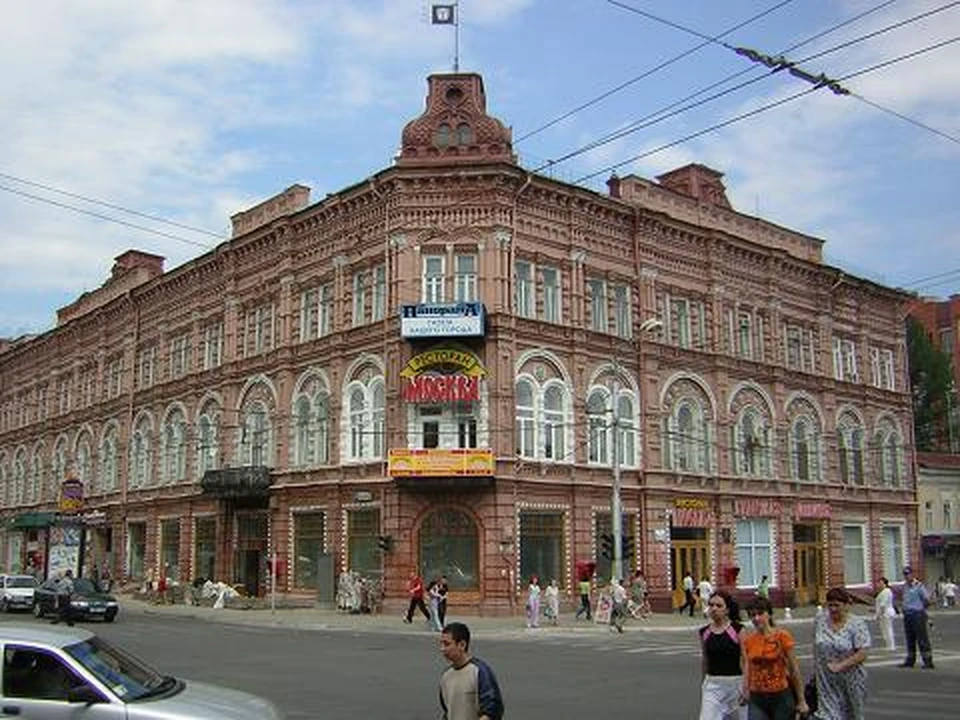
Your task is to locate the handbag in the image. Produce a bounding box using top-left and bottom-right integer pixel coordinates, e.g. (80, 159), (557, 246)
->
(803, 677), (818, 713)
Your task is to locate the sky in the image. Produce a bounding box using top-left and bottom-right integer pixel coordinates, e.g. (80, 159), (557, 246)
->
(1, 0), (958, 338)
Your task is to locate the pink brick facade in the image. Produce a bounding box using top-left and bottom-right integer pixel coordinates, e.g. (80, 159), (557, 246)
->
(0, 73), (916, 613)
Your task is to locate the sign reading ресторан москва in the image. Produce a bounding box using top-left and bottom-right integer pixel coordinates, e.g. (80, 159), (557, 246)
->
(400, 346), (486, 403)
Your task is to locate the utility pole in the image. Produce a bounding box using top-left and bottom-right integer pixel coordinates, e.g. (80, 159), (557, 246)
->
(611, 376), (622, 584)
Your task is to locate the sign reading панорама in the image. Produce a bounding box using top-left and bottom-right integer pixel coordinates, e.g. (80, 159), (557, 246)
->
(400, 302), (485, 338)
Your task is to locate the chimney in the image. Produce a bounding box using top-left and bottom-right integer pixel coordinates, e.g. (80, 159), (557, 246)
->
(656, 163), (732, 209)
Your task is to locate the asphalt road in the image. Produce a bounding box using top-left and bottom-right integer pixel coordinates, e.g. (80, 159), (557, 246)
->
(3, 609), (959, 718)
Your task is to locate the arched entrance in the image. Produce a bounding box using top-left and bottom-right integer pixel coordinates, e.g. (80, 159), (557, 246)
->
(418, 508), (479, 591)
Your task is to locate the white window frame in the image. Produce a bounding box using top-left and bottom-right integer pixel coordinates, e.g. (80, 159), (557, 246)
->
(352, 272), (367, 326)
(880, 349), (895, 391)
(735, 519), (772, 588)
(614, 284), (632, 339)
(319, 283), (333, 336)
(372, 264), (386, 321)
(422, 255), (445, 303)
(300, 288), (319, 342)
(515, 378), (536, 458)
(671, 298), (691, 348)
(454, 254), (477, 303)
(881, 523), (906, 580)
(203, 323), (223, 370)
(589, 279), (607, 332)
(586, 389), (610, 465)
(841, 523), (869, 586)
(514, 260), (533, 318)
(542, 266), (560, 323)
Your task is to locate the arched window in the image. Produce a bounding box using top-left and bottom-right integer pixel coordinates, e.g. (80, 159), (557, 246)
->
(30, 447), (45, 503)
(456, 123), (473, 145)
(372, 382), (385, 459)
(837, 413), (864, 484)
(790, 416), (821, 482)
(515, 379), (535, 458)
(76, 434), (93, 487)
(163, 409), (187, 483)
(434, 123), (451, 148)
(586, 389), (609, 464)
(241, 401), (271, 466)
(419, 508), (479, 591)
(52, 438), (69, 496)
(196, 412), (219, 477)
(295, 396), (313, 466)
(0, 454), (7, 509)
(349, 388), (366, 460)
(543, 384), (565, 461)
(100, 425), (119, 493)
(735, 408), (770, 477)
(668, 400), (710, 473)
(316, 392), (330, 464)
(130, 417), (152, 488)
(14, 451), (27, 506)
(618, 394), (637, 467)
(885, 433), (902, 486)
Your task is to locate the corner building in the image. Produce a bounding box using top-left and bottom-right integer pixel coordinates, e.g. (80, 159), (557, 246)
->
(0, 73), (917, 612)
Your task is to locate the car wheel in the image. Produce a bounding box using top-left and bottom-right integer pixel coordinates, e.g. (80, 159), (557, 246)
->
(104, 611), (116, 623)
(0, 599), (8, 613)
(33, 602), (44, 618)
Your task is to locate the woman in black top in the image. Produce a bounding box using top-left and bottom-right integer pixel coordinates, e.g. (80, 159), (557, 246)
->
(699, 590), (747, 720)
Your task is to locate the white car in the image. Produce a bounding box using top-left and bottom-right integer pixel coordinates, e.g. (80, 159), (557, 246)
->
(0, 624), (284, 719)
(0, 574), (38, 612)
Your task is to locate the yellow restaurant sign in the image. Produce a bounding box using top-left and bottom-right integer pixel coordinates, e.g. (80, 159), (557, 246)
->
(388, 449), (495, 477)
(399, 348), (486, 378)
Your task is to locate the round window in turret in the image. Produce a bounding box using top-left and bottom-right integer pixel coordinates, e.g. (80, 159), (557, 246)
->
(445, 86), (464, 105)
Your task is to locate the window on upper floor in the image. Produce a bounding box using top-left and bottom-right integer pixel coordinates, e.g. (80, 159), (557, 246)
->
(614, 284), (632, 339)
(664, 398), (711, 473)
(671, 298), (691, 349)
(136, 347), (156, 390)
(203, 321), (223, 370)
(372, 264), (387, 321)
(790, 415), (821, 482)
(542, 266), (561, 323)
(240, 402), (271, 467)
(833, 337), (859, 383)
(514, 260), (533, 318)
(588, 279), (607, 332)
(57, 376), (71, 415)
(319, 283), (333, 336)
(106, 359), (123, 399)
(586, 389), (609, 465)
(737, 312), (753, 359)
(300, 288), (319, 342)
(239, 304), (274, 357)
(423, 255), (444, 303)
(940, 327), (954, 357)
(733, 407), (771, 477)
(169, 333), (191, 380)
(785, 324), (815, 373)
(924, 501), (934, 530)
(543, 384), (566, 461)
(837, 413), (864, 485)
(162, 408), (187, 483)
(352, 271), (367, 326)
(945, 501), (953, 530)
(454, 254), (477, 303)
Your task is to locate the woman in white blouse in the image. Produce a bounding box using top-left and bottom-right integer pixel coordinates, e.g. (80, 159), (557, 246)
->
(874, 577), (896, 651)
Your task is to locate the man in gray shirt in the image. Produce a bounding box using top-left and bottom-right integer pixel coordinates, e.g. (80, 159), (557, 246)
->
(439, 622), (504, 720)
(898, 566), (934, 669)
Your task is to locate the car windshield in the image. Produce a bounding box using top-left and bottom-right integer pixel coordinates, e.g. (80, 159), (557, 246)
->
(73, 578), (98, 594)
(6, 577), (36, 589)
(65, 636), (167, 701)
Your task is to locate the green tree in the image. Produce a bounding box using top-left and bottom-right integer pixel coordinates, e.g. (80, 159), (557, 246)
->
(907, 317), (956, 451)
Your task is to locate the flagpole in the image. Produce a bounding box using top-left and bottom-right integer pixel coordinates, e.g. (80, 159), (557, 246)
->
(454, 1), (460, 72)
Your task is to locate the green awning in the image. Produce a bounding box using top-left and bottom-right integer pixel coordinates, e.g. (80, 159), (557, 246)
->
(8, 512), (56, 530)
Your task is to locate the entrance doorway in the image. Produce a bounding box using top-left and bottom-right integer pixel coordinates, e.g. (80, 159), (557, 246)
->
(670, 527), (710, 608)
(793, 524), (824, 606)
(235, 513), (267, 597)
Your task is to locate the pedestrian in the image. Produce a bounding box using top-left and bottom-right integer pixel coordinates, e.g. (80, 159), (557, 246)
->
(698, 575), (714, 617)
(874, 577), (896, 652)
(51, 570), (75, 626)
(428, 579), (444, 631)
(898, 565), (934, 669)
(741, 596), (808, 719)
(609, 577), (627, 633)
(575, 575), (592, 620)
(437, 574), (450, 626)
(757, 575), (770, 601)
(813, 587), (870, 720)
(526, 576), (541, 628)
(403, 571), (431, 624)
(629, 570), (650, 619)
(544, 578), (559, 626)
(698, 590), (747, 720)
(944, 577), (956, 608)
(439, 621), (505, 720)
(679, 571), (696, 617)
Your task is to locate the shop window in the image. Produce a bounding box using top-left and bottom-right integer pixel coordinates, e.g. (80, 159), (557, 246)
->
(194, 517), (216, 583)
(881, 525), (904, 580)
(735, 519), (771, 587)
(347, 508), (380, 577)
(127, 523), (146, 581)
(294, 512), (326, 589)
(420, 508), (479, 591)
(160, 519), (180, 582)
(520, 512), (565, 590)
(842, 524), (867, 585)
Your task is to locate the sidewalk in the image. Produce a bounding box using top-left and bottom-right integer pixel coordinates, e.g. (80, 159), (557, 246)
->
(118, 594), (825, 637)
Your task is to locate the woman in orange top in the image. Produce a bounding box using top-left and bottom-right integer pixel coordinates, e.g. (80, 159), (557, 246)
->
(741, 597), (808, 719)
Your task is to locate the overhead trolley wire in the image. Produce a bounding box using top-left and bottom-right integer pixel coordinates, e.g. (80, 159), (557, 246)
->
(514, 0), (799, 144)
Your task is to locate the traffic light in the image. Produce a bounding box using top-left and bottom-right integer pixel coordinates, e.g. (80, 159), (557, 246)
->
(600, 533), (614, 560)
(377, 534), (394, 552)
(621, 533), (635, 561)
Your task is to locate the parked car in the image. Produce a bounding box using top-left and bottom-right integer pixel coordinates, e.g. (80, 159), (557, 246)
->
(33, 577), (119, 622)
(0, 624), (284, 718)
(0, 574), (38, 613)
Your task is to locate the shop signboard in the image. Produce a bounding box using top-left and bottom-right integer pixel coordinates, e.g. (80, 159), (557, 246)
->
(388, 448), (495, 477)
(400, 346), (486, 404)
(47, 524), (82, 580)
(795, 501), (831, 519)
(672, 497), (712, 528)
(734, 498), (781, 517)
(400, 302), (485, 338)
(60, 477), (84, 514)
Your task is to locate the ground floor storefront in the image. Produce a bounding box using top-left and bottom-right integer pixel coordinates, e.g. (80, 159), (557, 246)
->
(1, 476), (916, 613)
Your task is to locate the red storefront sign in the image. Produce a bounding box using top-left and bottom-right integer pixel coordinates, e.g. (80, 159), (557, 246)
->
(795, 501), (831, 519)
(402, 375), (480, 403)
(672, 508), (713, 528)
(734, 498), (781, 517)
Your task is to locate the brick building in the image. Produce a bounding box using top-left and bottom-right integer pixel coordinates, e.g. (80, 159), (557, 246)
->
(0, 72), (917, 612)
(909, 295), (960, 452)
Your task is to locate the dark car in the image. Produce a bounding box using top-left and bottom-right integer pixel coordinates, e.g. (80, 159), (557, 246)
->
(33, 577), (119, 622)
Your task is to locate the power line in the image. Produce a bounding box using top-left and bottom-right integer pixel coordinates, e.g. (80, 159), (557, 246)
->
(574, 35), (960, 183)
(0, 183), (213, 250)
(0, 171), (227, 240)
(514, 0), (798, 144)
(543, 0), (956, 172)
